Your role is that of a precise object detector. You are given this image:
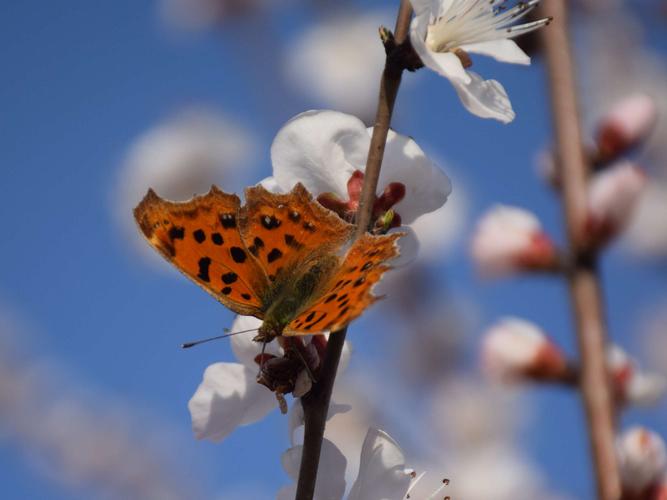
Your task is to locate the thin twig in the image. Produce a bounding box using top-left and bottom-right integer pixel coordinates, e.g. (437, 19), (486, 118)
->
(540, 1), (621, 499)
(294, 2), (414, 499)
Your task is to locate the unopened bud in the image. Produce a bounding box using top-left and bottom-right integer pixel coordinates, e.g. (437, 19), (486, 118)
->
(617, 427), (667, 496)
(482, 317), (568, 382)
(607, 345), (667, 407)
(585, 161), (646, 248)
(595, 94), (657, 164)
(471, 205), (558, 277)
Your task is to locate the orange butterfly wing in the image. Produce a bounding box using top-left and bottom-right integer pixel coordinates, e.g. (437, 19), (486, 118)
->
(239, 184), (354, 283)
(134, 187), (270, 317)
(284, 232), (402, 335)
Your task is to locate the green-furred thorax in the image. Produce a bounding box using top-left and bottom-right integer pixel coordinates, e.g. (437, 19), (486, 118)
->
(253, 255), (339, 342)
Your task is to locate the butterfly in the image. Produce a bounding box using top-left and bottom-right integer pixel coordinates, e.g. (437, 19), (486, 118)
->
(134, 183), (401, 343)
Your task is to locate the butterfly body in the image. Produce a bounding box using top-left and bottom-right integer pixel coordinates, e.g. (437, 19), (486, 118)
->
(134, 183), (401, 341)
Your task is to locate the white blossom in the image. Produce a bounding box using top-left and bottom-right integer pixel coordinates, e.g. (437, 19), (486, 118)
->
(409, 0), (550, 122)
(278, 426), (418, 500)
(471, 205), (557, 277)
(266, 110), (451, 263)
(190, 316), (352, 442)
(188, 316), (279, 442)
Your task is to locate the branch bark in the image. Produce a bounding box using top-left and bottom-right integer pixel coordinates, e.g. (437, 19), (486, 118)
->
(540, 2), (621, 499)
(294, 2), (413, 499)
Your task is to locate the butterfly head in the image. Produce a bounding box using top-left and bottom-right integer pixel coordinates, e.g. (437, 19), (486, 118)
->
(254, 318), (284, 343)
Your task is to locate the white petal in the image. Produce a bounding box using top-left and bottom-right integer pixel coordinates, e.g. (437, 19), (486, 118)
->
(270, 110), (370, 197)
(229, 315), (282, 368)
(409, 14), (471, 84)
(390, 226), (419, 268)
(373, 129), (451, 224)
(451, 71), (515, 123)
(348, 428), (413, 500)
(280, 439), (347, 499)
(460, 40), (530, 65)
(408, 0), (435, 15)
(188, 363), (277, 442)
(259, 176), (284, 194)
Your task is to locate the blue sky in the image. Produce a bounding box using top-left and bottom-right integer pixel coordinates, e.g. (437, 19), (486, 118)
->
(1, 1), (666, 498)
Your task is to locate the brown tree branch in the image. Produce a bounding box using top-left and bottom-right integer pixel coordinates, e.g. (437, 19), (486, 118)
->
(540, 1), (621, 499)
(294, 1), (413, 499)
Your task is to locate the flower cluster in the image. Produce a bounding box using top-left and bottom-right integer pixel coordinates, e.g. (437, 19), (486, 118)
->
(409, 0), (551, 123)
(188, 110), (450, 442)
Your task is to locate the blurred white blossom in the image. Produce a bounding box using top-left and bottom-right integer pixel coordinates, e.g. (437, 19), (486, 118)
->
(607, 345), (667, 407)
(625, 183), (667, 257)
(617, 427), (667, 496)
(285, 11), (393, 122)
(595, 93), (657, 164)
(482, 317), (568, 382)
(578, 8), (667, 257)
(114, 108), (255, 264)
(471, 205), (558, 277)
(585, 161), (646, 248)
(409, 0), (550, 123)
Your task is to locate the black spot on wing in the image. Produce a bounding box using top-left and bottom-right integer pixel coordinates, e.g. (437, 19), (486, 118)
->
(193, 229), (206, 243)
(261, 215), (281, 230)
(197, 257), (211, 282)
(222, 286), (232, 295)
(289, 210), (301, 223)
(222, 272), (238, 284)
(169, 226), (185, 240)
(219, 213), (236, 229)
(284, 234), (303, 249)
(267, 248), (283, 263)
(249, 237), (265, 256)
(230, 247), (247, 263)
(211, 233), (223, 245)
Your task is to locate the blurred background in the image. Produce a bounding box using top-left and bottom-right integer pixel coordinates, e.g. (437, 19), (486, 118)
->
(1, 0), (667, 498)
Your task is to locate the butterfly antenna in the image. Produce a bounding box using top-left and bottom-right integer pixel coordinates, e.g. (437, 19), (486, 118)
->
(181, 328), (258, 349)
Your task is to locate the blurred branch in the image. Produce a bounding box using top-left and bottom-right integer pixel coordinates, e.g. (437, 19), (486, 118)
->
(294, 1), (414, 498)
(540, 1), (621, 499)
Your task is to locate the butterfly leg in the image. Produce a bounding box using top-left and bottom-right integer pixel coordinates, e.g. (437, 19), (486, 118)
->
(287, 338), (318, 385)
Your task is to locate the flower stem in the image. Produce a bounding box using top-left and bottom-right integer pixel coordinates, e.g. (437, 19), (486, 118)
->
(294, 2), (413, 499)
(540, 2), (621, 499)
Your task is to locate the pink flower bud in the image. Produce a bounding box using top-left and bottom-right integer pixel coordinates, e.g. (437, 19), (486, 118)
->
(607, 345), (666, 407)
(617, 427), (667, 496)
(596, 94), (657, 163)
(482, 318), (567, 382)
(585, 162), (646, 248)
(471, 206), (558, 277)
